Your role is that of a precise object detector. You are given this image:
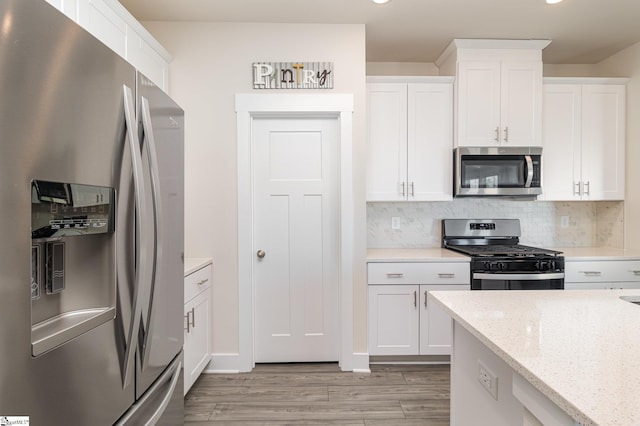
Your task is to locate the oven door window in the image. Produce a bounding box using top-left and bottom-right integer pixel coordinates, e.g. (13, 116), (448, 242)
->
(472, 274), (564, 290)
(460, 155), (525, 188)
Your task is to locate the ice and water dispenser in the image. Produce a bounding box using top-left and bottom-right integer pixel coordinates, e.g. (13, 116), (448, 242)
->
(30, 180), (116, 356)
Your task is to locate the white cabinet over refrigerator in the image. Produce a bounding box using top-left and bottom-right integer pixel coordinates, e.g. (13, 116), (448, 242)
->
(366, 77), (454, 201)
(541, 78), (626, 201)
(436, 39), (550, 147)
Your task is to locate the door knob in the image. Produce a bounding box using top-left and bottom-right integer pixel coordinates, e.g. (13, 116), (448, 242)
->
(256, 250), (266, 259)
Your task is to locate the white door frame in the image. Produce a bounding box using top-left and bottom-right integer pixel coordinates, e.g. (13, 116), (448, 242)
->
(236, 93), (354, 372)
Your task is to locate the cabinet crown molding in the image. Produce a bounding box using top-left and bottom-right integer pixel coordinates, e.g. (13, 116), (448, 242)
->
(436, 38), (551, 68)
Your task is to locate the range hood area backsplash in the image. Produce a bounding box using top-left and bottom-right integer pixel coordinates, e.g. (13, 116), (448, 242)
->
(367, 200), (624, 249)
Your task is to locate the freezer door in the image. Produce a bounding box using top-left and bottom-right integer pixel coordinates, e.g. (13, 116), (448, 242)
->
(0, 0), (138, 424)
(135, 72), (186, 398)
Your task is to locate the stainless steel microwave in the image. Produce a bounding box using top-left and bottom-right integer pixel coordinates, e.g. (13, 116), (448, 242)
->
(454, 146), (542, 197)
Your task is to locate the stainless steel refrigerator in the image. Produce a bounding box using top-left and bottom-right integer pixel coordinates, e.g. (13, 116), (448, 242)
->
(0, 0), (185, 424)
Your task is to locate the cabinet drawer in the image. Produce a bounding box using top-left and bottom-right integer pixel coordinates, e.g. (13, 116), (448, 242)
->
(368, 262), (469, 285)
(565, 261), (640, 283)
(185, 264), (212, 303)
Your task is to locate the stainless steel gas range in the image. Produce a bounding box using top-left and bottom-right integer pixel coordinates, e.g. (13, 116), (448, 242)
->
(442, 219), (565, 290)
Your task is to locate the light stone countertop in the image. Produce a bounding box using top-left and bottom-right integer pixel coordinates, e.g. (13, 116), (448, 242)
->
(429, 289), (640, 426)
(184, 257), (213, 276)
(552, 246), (640, 261)
(367, 248), (470, 262)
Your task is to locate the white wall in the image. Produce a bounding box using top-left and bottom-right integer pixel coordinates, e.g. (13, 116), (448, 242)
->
(142, 22), (368, 359)
(594, 41), (640, 249)
(367, 61), (439, 76)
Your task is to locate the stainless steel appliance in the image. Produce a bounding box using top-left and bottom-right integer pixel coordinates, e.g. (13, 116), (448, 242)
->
(442, 219), (564, 290)
(1, 1), (184, 424)
(454, 146), (542, 197)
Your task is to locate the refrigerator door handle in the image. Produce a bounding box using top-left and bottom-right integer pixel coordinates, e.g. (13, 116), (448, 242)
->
(139, 96), (164, 368)
(121, 84), (152, 387)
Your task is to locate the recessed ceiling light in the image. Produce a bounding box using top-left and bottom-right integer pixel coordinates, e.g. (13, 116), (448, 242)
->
(372, 0), (390, 4)
(546, 0), (563, 4)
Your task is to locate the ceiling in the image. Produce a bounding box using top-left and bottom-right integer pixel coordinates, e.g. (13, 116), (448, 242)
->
(118, 0), (640, 64)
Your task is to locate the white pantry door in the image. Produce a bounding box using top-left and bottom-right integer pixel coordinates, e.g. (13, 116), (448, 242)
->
(252, 116), (340, 362)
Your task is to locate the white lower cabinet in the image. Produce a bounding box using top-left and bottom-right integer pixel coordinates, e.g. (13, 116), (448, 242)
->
(564, 260), (640, 290)
(368, 262), (469, 356)
(184, 263), (212, 395)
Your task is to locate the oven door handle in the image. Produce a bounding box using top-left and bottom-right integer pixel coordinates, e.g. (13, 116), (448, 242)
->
(524, 155), (534, 188)
(473, 272), (565, 281)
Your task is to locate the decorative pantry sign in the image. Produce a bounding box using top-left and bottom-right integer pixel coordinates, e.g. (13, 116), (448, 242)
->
(252, 62), (333, 89)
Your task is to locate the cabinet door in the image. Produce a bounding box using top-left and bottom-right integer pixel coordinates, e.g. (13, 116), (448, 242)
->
(368, 285), (419, 355)
(366, 83), (408, 201)
(500, 61), (543, 147)
(127, 31), (169, 92)
(456, 61), (501, 146)
(77, 0), (127, 58)
(184, 288), (211, 395)
(45, 0), (79, 20)
(419, 285), (467, 355)
(540, 84), (582, 200)
(407, 83), (453, 201)
(581, 84), (625, 200)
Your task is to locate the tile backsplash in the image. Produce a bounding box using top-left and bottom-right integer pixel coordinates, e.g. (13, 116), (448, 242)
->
(367, 199), (624, 249)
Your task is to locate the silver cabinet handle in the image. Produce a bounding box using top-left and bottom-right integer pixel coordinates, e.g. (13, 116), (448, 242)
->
(401, 182), (406, 197)
(580, 271), (602, 277)
(504, 126), (509, 143)
(198, 278), (209, 286)
(185, 307), (195, 333)
(413, 290), (417, 308)
(424, 290), (428, 308)
(584, 181), (590, 195)
(438, 273), (456, 279)
(386, 273), (404, 278)
(410, 182), (415, 197)
(494, 126), (500, 143)
(257, 250), (266, 259)
(632, 271), (640, 276)
(573, 182), (581, 196)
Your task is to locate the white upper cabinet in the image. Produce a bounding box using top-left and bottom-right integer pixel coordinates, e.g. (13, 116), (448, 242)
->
(541, 79), (626, 201)
(437, 39), (549, 147)
(77, 0), (127, 58)
(45, 0), (171, 92)
(366, 77), (454, 202)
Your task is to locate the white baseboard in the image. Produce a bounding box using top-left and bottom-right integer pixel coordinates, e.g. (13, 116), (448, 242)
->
(351, 352), (371, 373)
(204, 352), (370, 373)
(203, 353), (242, 373)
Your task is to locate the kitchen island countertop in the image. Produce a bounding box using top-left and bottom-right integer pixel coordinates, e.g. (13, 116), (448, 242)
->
(429, 289), (640, 426)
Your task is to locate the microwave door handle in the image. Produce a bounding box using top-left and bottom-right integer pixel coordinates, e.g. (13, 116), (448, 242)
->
(473, 272), (565, 281)
(524, 155), (534, 188)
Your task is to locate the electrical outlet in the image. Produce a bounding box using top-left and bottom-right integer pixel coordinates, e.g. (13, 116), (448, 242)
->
(478, 361), (498, 400)
(391, 217), (401, 230)
(560, 215), (570, 229)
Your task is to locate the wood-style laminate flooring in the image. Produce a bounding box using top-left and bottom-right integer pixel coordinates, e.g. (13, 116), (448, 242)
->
(184, 363), (450, 425)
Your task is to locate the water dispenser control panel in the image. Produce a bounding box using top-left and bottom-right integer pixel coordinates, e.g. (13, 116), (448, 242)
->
(31, 180), (115, 240)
